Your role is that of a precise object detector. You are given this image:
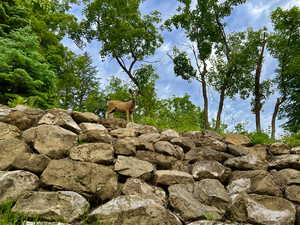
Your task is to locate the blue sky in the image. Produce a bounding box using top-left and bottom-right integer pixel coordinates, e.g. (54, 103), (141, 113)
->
(62, 0), (300, 136)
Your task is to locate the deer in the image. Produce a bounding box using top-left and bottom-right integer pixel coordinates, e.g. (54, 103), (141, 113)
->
(105, 89), (138, 122)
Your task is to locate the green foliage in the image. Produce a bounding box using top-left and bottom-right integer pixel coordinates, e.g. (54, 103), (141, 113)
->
(269, 7), (300, 133)
(137, 94), (204, 132)
(282, 133), (300, 147)
(247, 132), (275, 145)
(0, 26), (57, 108)
(77, 0), (163, 90)
(0, 201), (26, 225)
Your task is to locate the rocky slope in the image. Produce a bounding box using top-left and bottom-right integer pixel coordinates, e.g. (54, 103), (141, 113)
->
(1, 104), (300, 225)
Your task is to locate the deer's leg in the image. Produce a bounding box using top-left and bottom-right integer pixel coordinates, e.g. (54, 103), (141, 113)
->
(126, 111), (130, 121)
(106, 108), (115, 119)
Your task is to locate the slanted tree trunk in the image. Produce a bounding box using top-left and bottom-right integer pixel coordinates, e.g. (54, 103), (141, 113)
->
(253, 33), (267, 133)
(271, 98), (282, 139)
(216, 87), (225, 130)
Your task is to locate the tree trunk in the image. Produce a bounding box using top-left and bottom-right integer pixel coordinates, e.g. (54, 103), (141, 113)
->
(201, 72), (210, 129)
(254, 33), (267, 133)
(216, 87), (225, 130)
(271, 96), (286, 139)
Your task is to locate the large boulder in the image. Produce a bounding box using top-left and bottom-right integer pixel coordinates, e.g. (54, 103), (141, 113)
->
(12, 191), (90, 223)
(0, 138), (29, 170)
(88, 195), (182, 225)
(192, 160), (231, 183)
(227, 144), (249, 156)
(136, 150), (177, 169)
(224, 133), (250, 146)
(269, 142), (291, 155)
(12, 152), (50, 174)
(170, 137), (195, 152)
(41, 159), (118, 201)
(168, 181), (225, 221)
(271, 168), (300, 187)
(155, 170), (194, 185)
(24, 125), (78, 159)
(224, 154), (268, 170)
(0, 170), (39, 203)
(154, 141), (184, 159)
(0, 107), (44, 130)
(69, 143), (114, 164)
(285, 185), (300, 203)
(114, 156), (154, 178)
(100, 118), (127, 130)
(122, 178), (167, 206)
(185, 147), (234, 163)
(126, 122), (158, 134)
(269, 154), (300, 170)
(161, 129), (180, 140)
(114, 137), (139, 155)
(196, 136), (227, 152)
(78, 123), (113, 144)
(0, 122), (21, 140)
(227, 170), (282, 196)
(229, 193), (296, 225)
(110, 128), (137, 138)
(38, 112), (81, 134)
(71, 111), (100, 123)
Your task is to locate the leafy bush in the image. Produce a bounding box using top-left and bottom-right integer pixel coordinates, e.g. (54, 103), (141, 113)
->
(247, 132), (275, 145)
(282, 133), (300, 147)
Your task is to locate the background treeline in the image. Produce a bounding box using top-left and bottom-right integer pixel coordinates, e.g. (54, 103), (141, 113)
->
(0, 0), (299, 146)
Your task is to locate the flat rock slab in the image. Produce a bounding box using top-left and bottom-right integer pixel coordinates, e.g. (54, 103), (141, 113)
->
(114, 156), (154, 178)
(12, 191), (90, 223)
(41, 159), (117, 201)
(224, 133), (250, 146)
(122, 178), (167, 206)
(224, 154), (268, 170)
(155, 170), (194, 185)
(185, 147), (234, 163)
(230, 193), (296, 225)
(127, 122), (158, 134)
(88, 195), (182, 225)
(269, 154), (300, 169)
(110, 128), (137, 138)
(0, 170), (39, 203)
(69, 143), (114, 164)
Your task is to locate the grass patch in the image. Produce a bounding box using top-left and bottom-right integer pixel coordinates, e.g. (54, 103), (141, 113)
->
(0, 201), (26, 225)
(247, 132), (275, 145)
(282, 133), (300, 147)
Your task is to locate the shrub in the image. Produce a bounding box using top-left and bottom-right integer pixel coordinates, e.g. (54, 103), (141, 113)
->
(282, 133), (300, 147)
(247, 132), (275, 145)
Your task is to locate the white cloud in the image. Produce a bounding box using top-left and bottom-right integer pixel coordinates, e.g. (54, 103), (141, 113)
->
(282, 0), (300, 9)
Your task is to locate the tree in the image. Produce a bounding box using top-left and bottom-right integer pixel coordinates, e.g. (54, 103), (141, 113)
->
(269, 7), (300, 135)
(0, 1), (57, 108)
(0, 27), (57, 108)
(76, 0), (163, 92)
(165, 0), (246, 130)
(58, 52), (100, 111)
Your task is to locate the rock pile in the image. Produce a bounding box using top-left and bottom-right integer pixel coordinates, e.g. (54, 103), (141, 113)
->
(1, 105), (300, 225)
